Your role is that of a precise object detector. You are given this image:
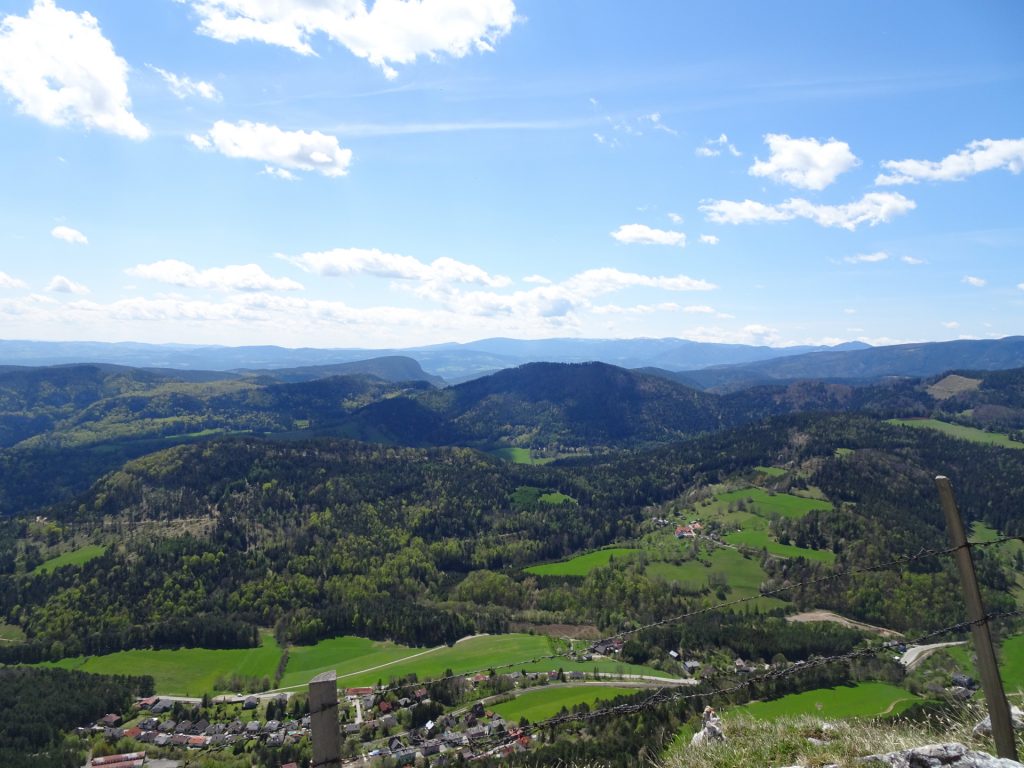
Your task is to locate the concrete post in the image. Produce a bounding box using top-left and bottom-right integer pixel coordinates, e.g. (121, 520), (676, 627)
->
(309, 670), (342, 768)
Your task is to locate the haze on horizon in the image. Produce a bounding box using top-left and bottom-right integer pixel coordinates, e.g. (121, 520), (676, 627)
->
(0, 0), (1021, 350)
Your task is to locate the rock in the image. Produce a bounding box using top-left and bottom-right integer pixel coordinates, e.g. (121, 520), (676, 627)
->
(857, 742), (1023, 767)
(974, 706), (1024, 737)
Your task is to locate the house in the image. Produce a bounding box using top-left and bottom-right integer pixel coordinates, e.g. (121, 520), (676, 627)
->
(136, 695), (160, 710)
(244, 720), (261, 735)
(471, 702), (486, 718)
(266, 732), (285, 747)
(388, 736), (404, 751)
(346, 686), (374, 696)
(150, 700), (172, 715)
(122, 727), (142, 740)
(91, 752), (146, 766)
(684, 660), (702, 674)
(378, 699), (393, 713)
(170, 733), (190, 747)
(138, 717), (159, 731)
(153, 734), (171, 747)
(668, 650), (680, 660)
(158, 720), (177, 733)
(187, 735), (208, 749)
(98, 714), (122, 728)
(226, 720), (243, 735)
(175, 720), (193, 734)
(397, 697), (412, 708)
(466, 725), (487, 740)
(381, 714), (397, 729)
(568, 670), (585, 680)
(242, 696), (258, 710)
(191, 719), (210, 735)
(413, 687), (429, 700)
(421, 740), (441, 756)
(343, 723), (360, 735)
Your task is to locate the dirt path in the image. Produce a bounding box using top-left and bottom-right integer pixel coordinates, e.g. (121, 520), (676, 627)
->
(900, 641), (966, 671)
(787, 610), (904, 639)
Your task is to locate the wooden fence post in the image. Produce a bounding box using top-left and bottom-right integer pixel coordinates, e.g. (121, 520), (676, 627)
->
(935, 475), (1018, 760)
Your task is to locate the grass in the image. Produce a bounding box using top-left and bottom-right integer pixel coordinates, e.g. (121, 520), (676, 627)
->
(525, 548), (639, 577)
(539, 491), (577, 505)
(754, 466), (787, 477)
(704, 487), (832, 520)
(724, 529), (836, 564)
(645, 547), (788, 610)
(736, 682), (918, 720)
(32, 544), (107, 574)
(887, 418), (1024, 449)
(283, 633), (665, 689)
(37, 631), (283, 696)
(946, 633), (1024, 693)
(489, 447), (555, 465)
(662, 707), (1011, 768)
(490, 685), (640, 723)
(0, 623), (25, 643)
(279, 636), (429, 688)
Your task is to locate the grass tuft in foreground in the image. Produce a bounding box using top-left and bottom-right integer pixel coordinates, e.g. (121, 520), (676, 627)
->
(661, 707), (1023, 768)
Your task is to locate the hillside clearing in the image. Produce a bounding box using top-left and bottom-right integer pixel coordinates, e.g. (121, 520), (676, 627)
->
(32, 544), (107, 574)
(887, 418), (1024, 449)
(525, 548), (639, 577)
(490, 685), (641, 723)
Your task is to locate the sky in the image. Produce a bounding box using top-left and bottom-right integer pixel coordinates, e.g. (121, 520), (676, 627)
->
(0, 0), (1022, 350)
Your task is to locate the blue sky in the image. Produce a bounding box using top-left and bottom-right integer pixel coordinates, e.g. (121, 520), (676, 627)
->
(0, 0), (1021, 349)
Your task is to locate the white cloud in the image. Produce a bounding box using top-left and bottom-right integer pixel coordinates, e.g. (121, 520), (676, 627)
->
(696, 133), (740, 158)
(185, 0), (518, 79)
(46, 274), (89, 294)
(699, 191), (916, 231)
(591, 302), (681, 315)
(562, 268), (713, 295)
(901, 255), (926, 265)
(611, 224), (686, 247)
(0, 0), (148, 139)
(189, 120), (353, 178)
(1018, 282), (1024, 291)
(963, 275), (986, 287)
(749, 134), (859, 190)
(640, 112), (677, 135)
(876, 138), (1024, 185)
(287, 247), (511, 288)
(522, 274), (551, 284)
(51, 225), (88, 244)
(843, 251), (888, 264)
(148, 65), (220, 100)
(126, 259), (304, 292)
(262, 165), (298, 181)
(667, 212), (683, 223)
(0, 271), (27, 289)
(699, 234), (719, 245)
(682, 305), (715, 314)
(843, 308), (856, 315)
(942, 321), (959, 329)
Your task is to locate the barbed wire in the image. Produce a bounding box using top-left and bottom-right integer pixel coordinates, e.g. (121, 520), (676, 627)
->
(470, 609), (1023, 758)
(365, 542), (967, 697)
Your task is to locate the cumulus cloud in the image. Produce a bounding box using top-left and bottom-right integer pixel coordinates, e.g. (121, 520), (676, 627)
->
(46, 274), (89, 294)
(0, 0), (148, 139)
(963, 275), (986, 287)
(942, 321), (959, 329)
(611, 224), (686, 247)
(51, 225), (88, 244)
(843, 251), (888, 264)
(148, 65), (220, 100)
(126, 259), (304, 292)
(876, 138), (1024, 185)
(667, 212), (683, 223)
(699, 234), (719, 245)
(287, 247), (511, 288)
(901, 255), (925, 265)
(749, 134), (859, 190)
(699, 192), (916, 231)
(262, 165), (298, 181)
(0, 271), (27, 289)
(696, 133), (741, 158)
(522, 274), (551, 284)
(189, 120), (353, 178)
(185, 0), (518, 79)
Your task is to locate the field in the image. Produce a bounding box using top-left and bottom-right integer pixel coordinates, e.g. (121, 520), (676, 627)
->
(489, 447), (555, 465)
(525, 548), (639, 577)
(946, 634), (1024, 693)
(645, 547), (787, 610)
(40, 631), (283, 695)
(737, 682), (918, 719)
(32, 544), (107, 574)
(539, 491), (576, 505)
(490, 685), (641, 723)
(755, 466), (787, 477)
(887, 419), (1024, 449)
(701, 487), (831, 519)
(0, 623), (25, 643)
(724, 529), (836, 564)
(282, 633), (665, 689)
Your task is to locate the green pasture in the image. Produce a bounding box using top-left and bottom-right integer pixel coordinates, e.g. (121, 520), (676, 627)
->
(525, 548), (639, 577)
(706, 488), (831, 519)
(724, 529), (836, 564)
(539, 491), (576, 505)
(887, 419), (1024, 449)
(490, 685), (641, 723)
(0, 623), (25, 643)
(32, 544), (107, 575)
(755, 466), (786, 477)
(38, 631), (282, 695)
(284, 633), (664, 689)
(279, 636), (428, 688)
(490, 447), (555, 465)
(645, 547), (787, 610)
(947, 634), (1024, 693)
(737, 682), (918, 720)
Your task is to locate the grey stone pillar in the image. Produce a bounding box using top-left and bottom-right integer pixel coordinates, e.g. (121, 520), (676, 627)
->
(309, 670), (341, 768)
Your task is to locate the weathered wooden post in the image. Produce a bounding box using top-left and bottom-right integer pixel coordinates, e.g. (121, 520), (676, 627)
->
(309, 670), (342, 768)
(935, 475), (1018, 760)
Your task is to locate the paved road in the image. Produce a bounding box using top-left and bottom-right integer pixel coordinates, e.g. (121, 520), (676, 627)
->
(900, 641), (966, 671)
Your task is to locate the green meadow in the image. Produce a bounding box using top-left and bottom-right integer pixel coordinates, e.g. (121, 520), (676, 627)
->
(887, 419), (1024, 449)
(755, 466), (787, 477)
(0, 623), (25, 643)
(39, 631), (283, 695)
(706, 487), (831, 519)
(946, 634), (1024, 693)
(525, 548), (639, 577)
(490, 685), (641, 723)
(32, 544), (107, 574)
(724, 529), (836, 564)
(489, 447), (555, 465)
(737, 682), (918, 719)
(645, 547), (787, 610)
